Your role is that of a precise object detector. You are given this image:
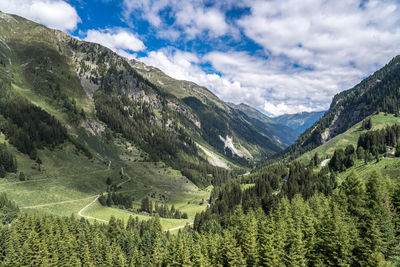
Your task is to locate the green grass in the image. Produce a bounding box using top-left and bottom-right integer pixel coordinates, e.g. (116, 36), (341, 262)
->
(336, 157), (400, 184)
(298, 113), (400, 164)
(12, 83), (67, 123)
(1, 132), (209, 227)
(23, 196), (97, 217)
(83, 202), (193, 231)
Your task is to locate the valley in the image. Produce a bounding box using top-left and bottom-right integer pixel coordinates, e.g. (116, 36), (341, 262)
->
(0, 10), (399, 266)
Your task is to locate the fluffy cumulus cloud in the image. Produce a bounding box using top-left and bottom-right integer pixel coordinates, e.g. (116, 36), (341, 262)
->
(84, 28), (146, 58)
(124, 0), (400, 116)
(0, 0), (81, 32)
(123, 0), (230, 39)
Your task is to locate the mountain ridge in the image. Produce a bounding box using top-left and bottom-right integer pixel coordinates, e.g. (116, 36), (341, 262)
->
(274, 110), (326, 134)
(0, 11), (293, 183)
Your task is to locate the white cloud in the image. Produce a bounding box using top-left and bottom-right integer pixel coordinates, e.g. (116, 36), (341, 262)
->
(84, 28), (146, 58)
(0, 0), (81, 32)
(264, 102), (314, 117)
(123, 0), (230, 39)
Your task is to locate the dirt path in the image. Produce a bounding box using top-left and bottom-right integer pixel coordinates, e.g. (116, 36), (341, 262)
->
(107, 160), (111, 170)
(77, 167), (130, 223)
(22, 195), (98, 209)
(77, 195), (108, 223)
(165, 222), (194, 232)
(76, 167), (194, 231)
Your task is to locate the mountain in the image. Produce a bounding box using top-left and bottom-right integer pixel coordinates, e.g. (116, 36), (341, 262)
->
(0, 10), (289, 189)
(129, 59), (291, 161)
(274, 111), (325, 134)
(227, 103), (298, 146)
(282, 55), (400, 159)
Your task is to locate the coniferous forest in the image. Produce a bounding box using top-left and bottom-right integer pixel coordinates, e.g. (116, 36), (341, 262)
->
(0, 166), (398, 266)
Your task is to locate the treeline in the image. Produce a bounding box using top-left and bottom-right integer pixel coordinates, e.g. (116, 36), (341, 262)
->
(141, 197), (188, 219)
(94, 89), (231, 188)
(0, 143), (17, 177)
(198, 160), (338, 228)
(0, 94), (67, 158)
(39, 83), (86, 124)
(98, 192), (134, 210)
(328, 145), (356, 172)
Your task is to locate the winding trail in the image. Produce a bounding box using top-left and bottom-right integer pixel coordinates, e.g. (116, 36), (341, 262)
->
(75, 167), (195, 231)
(77, 167), (131, 223)
(78, 195), (108, 223)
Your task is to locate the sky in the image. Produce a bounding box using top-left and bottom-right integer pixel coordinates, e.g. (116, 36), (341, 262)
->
(2, 0), (400, 116)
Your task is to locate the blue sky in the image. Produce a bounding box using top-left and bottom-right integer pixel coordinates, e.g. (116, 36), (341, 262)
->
(2, 0), (400, 116)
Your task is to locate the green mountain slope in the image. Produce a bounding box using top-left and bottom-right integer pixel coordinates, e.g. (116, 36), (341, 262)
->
(0, 11), (218, 227)
(275, 110), (325, 134)
(297, 113), (400, 164)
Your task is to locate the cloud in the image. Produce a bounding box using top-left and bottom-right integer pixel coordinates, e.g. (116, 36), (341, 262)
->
(84, 28), (146, 58)
(264, 102), (314, 117)
(123, 0), (230, 39)
(0, 0), (81, 32)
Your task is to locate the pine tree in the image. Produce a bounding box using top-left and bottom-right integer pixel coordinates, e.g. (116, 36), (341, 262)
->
(242, 211), (259, 266)
(223, 230), (246, 266)
(258, 216), (279, 266)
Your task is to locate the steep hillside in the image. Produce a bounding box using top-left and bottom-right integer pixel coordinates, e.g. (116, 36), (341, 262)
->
(282, 55), (400, 159)
(227, 103), (298, 146)
(275, 111), (325, 134)
(297, 113), (400, 164)
(0, 11), (225, 227)
(0, 10), (283, 180)
(130, 60), (290, 162)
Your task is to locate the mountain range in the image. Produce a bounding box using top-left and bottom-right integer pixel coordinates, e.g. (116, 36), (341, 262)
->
(0, 11), (299, 186)
(274, 111), (326, 134)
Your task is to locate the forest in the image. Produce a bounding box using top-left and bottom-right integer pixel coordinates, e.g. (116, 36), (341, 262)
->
(0, 91), (67, 159)
(0, 167), (398, 266)
(0, 143), (17, 177)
